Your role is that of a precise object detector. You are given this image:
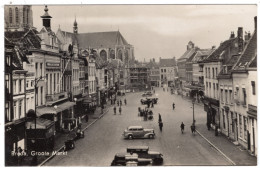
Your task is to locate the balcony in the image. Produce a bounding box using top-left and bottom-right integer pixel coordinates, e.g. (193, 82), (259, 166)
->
(46, 91), (68, 105)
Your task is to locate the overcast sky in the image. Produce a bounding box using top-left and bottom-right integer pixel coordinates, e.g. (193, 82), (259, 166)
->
(31, 5), (256, 62)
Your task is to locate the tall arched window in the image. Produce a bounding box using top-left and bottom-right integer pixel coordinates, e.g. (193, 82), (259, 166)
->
(27, 8), (29, 24)
(9, 8), (12, 24)
(23, 8), (26, 24)
(110, 49), (115, 59)
(117, 50), (123, 61)
(15, 7), (19, 24)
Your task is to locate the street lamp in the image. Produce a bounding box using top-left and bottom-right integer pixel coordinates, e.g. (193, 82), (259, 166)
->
(32, 75), (45, 166)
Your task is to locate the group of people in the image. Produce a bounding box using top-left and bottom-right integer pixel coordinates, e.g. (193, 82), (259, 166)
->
(113, 98), (127, 115)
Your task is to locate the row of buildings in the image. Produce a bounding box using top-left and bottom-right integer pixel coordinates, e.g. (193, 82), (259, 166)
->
(4, 5), (135, 165)
(176, 17), (257, 156)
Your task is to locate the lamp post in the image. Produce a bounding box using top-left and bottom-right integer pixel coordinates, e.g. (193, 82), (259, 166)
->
(74, 98), (77, 128)
(192, 98), (196, 125)
(53, 105), (58, 134)
(32, 76), (45, 166)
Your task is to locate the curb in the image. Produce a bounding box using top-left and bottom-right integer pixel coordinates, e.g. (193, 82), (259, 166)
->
(39, 108), (109, 166)
(195, 129), (236, 165)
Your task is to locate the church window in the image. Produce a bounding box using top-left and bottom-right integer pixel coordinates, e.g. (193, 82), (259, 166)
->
(15, 7), (19, 24)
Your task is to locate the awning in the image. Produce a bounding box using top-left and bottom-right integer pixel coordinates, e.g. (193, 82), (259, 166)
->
(36, 102), (75, 117)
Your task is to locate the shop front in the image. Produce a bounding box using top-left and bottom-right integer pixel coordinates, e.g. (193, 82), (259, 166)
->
(203, 97), (220, 130)
(247, 104), (257, 156)
(5, 118), (26, 166)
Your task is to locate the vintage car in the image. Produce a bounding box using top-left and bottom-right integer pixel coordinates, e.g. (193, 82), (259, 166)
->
(141, 91), (153, 97)
(111, 153), (152, 166)
(126, 146), (163, 165)
(140, 97), (158, 105)
(123, 126), (155, 139)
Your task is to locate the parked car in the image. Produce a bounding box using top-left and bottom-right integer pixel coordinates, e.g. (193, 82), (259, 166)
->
(111, 153), (152, 166)
(126, 146), (163, 165)
(142, 91), (153, 97)
(123, 126), (155, 139)
(140, 97), (158, 105)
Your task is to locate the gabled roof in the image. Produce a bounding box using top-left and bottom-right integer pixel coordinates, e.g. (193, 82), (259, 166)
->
(233, 30), (257, 70)
(159, 58), (176, 67)
(203, 38), (237, 63)
(76, 31), (129, 49)
(58, 30), (78, 45)
(146, 61), (159, 69)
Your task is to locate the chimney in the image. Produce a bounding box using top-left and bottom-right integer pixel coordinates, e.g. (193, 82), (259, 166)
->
(237, 27), (243, 53)
(254, 16), (257, 30)
(230, 31), (235, 39)
(248, 31), (251, 39)
(212, 45), (216, 49)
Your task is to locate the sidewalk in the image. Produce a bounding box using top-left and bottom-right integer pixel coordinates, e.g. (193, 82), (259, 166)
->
(196, 124), (257, 165)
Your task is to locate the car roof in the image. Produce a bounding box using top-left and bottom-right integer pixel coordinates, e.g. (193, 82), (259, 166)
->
(148, 151), (161, 154)
(127, 146), (149, 150)
(128, 126), (143, 129)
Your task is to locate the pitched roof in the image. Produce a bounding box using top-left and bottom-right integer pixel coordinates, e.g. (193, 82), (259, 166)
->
(191, 49), (215, 63)
(159, 58), (176, 67)
(76, 31), (129, 49)
(146, 61), (159, 69)
(5, 29), (41, 49)
(203, 38), (237, 63)
(178, 48), (196, 60)
(233, 30), (257, 70)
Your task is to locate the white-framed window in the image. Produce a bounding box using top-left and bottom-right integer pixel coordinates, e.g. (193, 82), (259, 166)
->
(9, 8), (13, 24)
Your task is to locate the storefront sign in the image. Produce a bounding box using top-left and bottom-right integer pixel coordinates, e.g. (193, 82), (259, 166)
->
(46, 62), (60, 67)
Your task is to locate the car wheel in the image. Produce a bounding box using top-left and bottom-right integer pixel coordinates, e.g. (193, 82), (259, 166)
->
(149, 134), (154, 139)
(128, 135), (133, 140)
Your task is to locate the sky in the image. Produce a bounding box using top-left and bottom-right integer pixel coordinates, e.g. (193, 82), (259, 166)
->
(29, 5), (256, 62)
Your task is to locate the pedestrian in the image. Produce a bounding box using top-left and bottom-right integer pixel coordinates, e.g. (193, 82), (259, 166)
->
(114, 105), (116, 115)
(124, 98), (127, 105)
(180, 122), (185, 134)
(119, 106), (122, 115)
(158, 113), (162, 123)
(85, 114), (89, 122)
(120, 100), (122, 106)
(191, 123), (195, 134)
(117, 100), (119, 106)
(151, 102), (154, 108)
(111, 98), (113, 105)
(159, 121), (163, 131)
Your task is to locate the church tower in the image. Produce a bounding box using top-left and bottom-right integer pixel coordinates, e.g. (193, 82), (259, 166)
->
(41, 5), (52, 29)
(73, 18), (78, 34)
(4, 5), (33, 32)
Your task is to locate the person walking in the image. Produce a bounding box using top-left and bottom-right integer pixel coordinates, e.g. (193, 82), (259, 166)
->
(120, 100), (122, 106)
(119, 106), (122, 115)
(113, 105), (117, 115)
(159, 121), (163, 131)
(191, 123), (195, 134)
(124, 98), (127, 105)
(117, 100), (119, 106)
(158, 113), (162, 123)
(180, 122), (185, 134)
